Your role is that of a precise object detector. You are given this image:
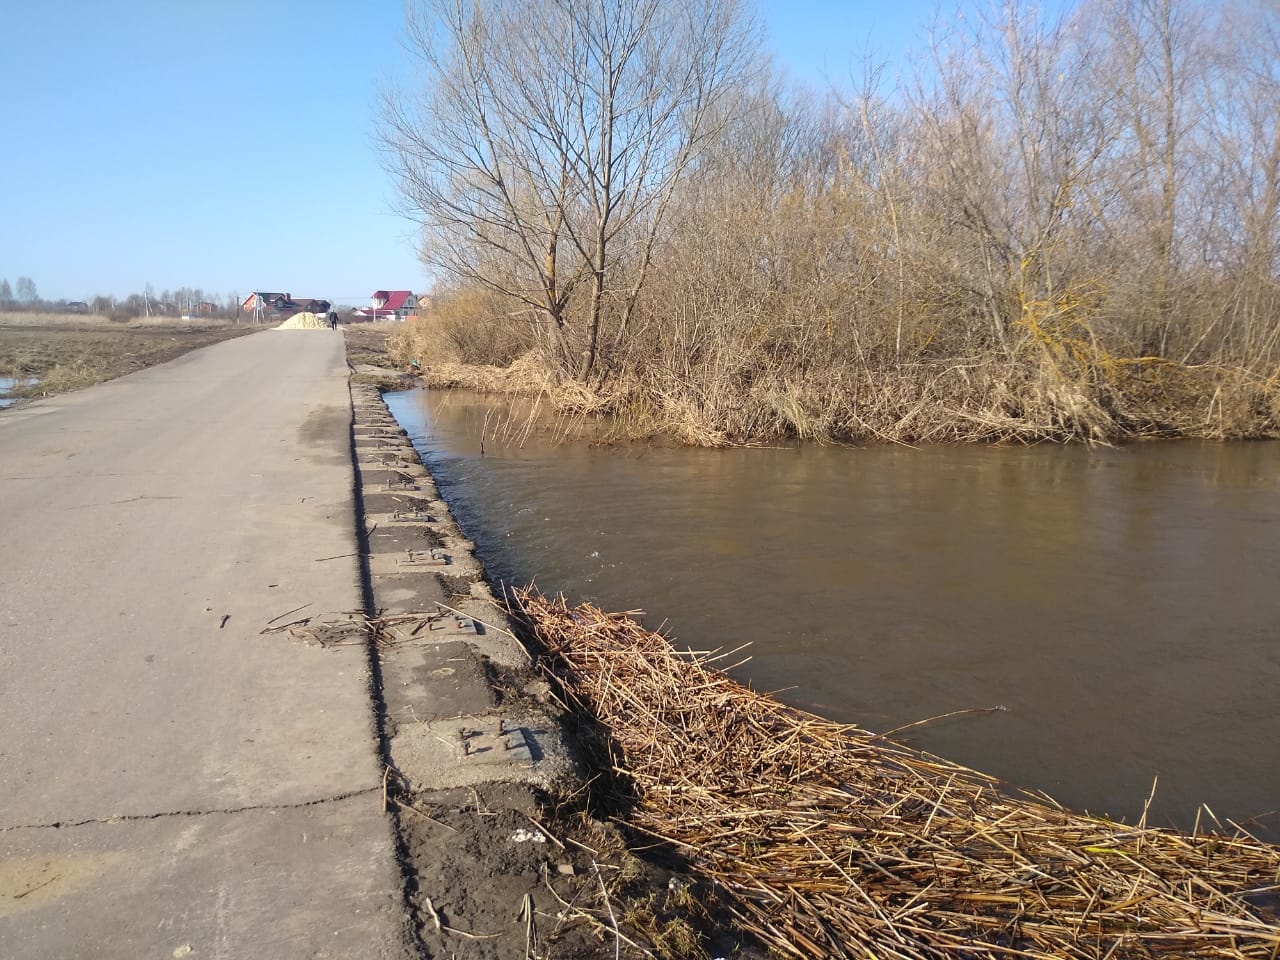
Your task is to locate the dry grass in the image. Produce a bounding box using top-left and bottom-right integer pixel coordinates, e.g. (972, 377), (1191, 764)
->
(515, 589), (1280, 959)
(0, 312), (243, 328)
(386, 298), (1280, 446)
(391, 348), (1280, 447)
(0, 311), (114, 326)
(388, 287), (535, 368)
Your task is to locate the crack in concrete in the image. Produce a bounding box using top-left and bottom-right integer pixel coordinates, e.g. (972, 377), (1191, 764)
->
(0, 786), (382, 833)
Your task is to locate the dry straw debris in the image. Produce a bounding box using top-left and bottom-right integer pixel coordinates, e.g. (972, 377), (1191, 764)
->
(515, 589), (1280, 959)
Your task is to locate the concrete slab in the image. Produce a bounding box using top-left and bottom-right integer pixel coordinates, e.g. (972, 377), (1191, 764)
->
(361, 494), (439, 517)
(361, 472), (436, 496)
(353, 436), (406, 446)
(381, 611), (484, 645)
(358, 444), (414, 457)
(368, 545), (483, 580)
(380, 640), (496, 727)
(445, 599), (530, 668)
(371, 507), (442, 525)
(366, 523), (444, 556)
(358, 465), (426, 482)
(390, 712), (577, 793)
(368, 575), (449, 616)
(0, 797), (411, 960)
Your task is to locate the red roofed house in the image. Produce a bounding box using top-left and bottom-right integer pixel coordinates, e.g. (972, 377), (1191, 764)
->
(242, 292), (290, 314)
(368, 290), (418, 321)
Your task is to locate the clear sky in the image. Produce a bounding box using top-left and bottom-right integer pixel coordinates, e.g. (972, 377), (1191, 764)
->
(761, 0), (949, 89)
(1, 0), (982, 305)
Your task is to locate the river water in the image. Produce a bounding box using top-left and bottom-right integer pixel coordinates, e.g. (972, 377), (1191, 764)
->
(385, 388), (1280, 838)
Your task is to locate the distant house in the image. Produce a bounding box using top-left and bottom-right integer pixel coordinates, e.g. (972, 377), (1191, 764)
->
(195, 301), (218, 315)
(242, 292), (291, 316)
(66, 301), (89, 313)
(358, 290), (418, 321)
(241, 292), (331, 320)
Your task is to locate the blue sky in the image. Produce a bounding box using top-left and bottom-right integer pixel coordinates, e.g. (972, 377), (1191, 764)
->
(1, 1), (971, 305)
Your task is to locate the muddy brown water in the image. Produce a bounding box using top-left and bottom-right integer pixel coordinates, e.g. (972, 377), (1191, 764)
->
(385, 388), (1280, 839)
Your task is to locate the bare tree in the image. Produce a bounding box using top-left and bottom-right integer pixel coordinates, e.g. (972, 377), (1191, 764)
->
(15, 276), (37, 303)
(910, 3), (1114, 352)
(387, 0), (1280, 444)
(1197, 0), (1280, 367)
(0, 278), (11, 303)
(381, 0), (762, 379)
(1085, 0), (1209, 353)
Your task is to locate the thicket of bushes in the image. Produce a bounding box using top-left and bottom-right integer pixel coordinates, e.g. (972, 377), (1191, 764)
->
(387, 0), (1280, 445)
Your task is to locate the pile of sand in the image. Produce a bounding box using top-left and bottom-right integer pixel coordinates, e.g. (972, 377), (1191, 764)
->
(277, 312), (330, 330)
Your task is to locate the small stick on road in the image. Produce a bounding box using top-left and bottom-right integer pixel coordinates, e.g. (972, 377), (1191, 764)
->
(266, 602), (311, 625)
(14, 874), (60, 900)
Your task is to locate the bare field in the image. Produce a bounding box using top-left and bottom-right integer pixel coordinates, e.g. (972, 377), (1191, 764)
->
(0, 311), (114, 327)
(0, 319), (262, 402)
(341, 321), (399, 365)
(0, 311), (240, 328)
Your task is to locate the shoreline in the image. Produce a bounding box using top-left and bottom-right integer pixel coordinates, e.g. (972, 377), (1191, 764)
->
(348, 330), (1280, 957)
(349, 374), (1280, 959)
(345, 367), (750, 958)
(384, 323), (1280, 448)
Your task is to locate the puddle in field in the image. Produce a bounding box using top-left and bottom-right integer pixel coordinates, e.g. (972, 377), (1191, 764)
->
(0, 376), (38, 407)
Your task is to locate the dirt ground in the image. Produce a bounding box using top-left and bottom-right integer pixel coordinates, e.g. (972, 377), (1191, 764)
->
(343, 321), (398, 365)
(0, 315), (261, 402)
(343, 322), (421, 393)
(394, 781), (759, 960)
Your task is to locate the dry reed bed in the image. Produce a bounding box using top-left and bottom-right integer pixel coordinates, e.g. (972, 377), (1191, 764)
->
(514, 589), (1280, 959)
(390, 332), (1280, 446)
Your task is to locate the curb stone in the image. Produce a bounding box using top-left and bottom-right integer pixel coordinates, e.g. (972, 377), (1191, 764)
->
(350, 383), (576, 785)
(348, 382), (586, 955)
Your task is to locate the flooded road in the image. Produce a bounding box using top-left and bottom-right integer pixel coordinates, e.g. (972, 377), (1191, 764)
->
(386, 389), (1280, 837)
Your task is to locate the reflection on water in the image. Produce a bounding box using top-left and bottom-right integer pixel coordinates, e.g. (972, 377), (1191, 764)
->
(386, 389), (1280, 837)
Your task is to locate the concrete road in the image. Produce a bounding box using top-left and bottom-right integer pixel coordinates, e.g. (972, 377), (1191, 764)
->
(0, 331), (412, 959)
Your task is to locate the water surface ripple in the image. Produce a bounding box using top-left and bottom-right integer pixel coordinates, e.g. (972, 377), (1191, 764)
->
(386, 389), (1280, 837)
